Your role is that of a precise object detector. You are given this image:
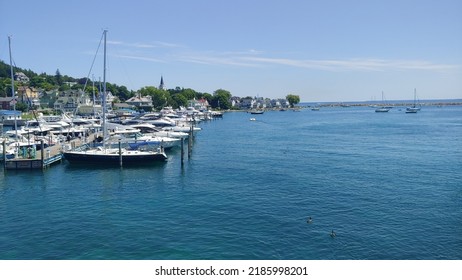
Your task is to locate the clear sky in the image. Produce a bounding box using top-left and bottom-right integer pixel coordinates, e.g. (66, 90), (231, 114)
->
(1, 0), (461, 102)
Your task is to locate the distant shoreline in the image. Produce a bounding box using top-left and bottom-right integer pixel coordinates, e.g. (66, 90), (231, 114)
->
(299, 99), (462, 107)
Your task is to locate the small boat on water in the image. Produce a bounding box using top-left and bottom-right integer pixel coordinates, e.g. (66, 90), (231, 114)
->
(375, 107), (390, 113)
(375, 91), (391, 113)
(249, 109), (264, 114)
(129, 123), (188, 139)
(406, 88), (421, 114)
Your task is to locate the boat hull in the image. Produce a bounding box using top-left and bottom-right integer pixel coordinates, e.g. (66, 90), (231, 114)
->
(63, 150), (167, 164)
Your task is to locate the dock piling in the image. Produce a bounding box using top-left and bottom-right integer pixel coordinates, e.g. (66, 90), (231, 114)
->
(119, 140), (122, 167)
(2, 140), (6, 169)
(188, 124), (194, 159)
(40, 140), (44, 169)
(181, 138), (184, 165)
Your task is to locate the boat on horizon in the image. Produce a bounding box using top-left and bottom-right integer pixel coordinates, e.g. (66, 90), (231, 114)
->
(249, 109), (264, 114)
(375, 91), (391, 113)
(406, 88), (421, 113)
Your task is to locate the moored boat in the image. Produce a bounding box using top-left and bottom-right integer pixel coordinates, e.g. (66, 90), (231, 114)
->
(406, 88), (421, 113)
(63, 146), (167, 164)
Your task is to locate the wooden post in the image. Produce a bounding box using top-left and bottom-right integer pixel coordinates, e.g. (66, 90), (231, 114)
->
(40, 140), (45, 169)
(180, 138), (184, 165)
(188, 125), (192, 159)
(119, 140), (122, 167)
(2, 140), (6, 170)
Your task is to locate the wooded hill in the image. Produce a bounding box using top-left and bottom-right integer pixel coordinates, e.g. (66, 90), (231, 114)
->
(0, 60), (234, 110)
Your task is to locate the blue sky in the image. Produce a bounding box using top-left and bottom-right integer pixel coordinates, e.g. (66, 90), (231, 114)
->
(1, 0), (461, 102)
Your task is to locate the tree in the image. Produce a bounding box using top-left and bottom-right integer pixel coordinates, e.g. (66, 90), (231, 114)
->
(212, 89), (232, 109)
(55, 69), (63, 86)
(286, 94), (300, 108)
(116, 85), (132, 101)
(139, 86), (170, 110)
(201, 93), (213, 105)
(15, 101), (29, 112)
(172, 93), (188, 108)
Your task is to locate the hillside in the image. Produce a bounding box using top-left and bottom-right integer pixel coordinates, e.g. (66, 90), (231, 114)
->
(0, 59), (134, 101)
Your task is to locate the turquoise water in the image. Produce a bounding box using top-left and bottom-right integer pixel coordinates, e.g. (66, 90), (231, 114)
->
(1, 106), (461, 259)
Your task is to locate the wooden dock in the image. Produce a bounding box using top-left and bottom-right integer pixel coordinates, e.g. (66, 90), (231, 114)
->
(3, 134), (96, 171)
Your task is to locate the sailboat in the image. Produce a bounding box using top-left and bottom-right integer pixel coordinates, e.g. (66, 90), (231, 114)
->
(1, 36), (31, 160)
(375, 91), (391, 112)
(406, 88), (420, 113)
(63, 30), (167, 165)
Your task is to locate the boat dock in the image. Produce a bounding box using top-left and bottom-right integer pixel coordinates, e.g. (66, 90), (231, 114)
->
(2, 134), (96, 171)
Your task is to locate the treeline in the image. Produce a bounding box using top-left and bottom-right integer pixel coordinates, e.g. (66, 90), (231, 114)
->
(0, 60), (233, 110)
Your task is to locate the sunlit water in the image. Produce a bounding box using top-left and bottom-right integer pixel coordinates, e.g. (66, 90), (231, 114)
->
(1, 106), (461, 259)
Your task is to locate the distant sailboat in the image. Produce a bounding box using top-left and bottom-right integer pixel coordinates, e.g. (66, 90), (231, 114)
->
(249, 108), (264, 114)
(406, 88), (421, 113)
(63, 30), (167, 166)
(375, 91), (390, 112)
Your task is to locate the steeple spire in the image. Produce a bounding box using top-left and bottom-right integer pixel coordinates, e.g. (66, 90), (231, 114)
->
(159, 76), (165, 90)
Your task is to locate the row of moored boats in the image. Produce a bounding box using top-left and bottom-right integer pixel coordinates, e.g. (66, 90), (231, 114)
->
(1, 106), (222, 165)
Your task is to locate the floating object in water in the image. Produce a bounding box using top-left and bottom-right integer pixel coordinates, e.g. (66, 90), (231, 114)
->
(249, 118), (256, 121)
(307, 216), (312, 223)
(330, 230), (336, 238)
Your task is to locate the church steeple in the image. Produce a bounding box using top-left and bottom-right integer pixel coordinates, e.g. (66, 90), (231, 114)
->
(159, 76), (165, 90)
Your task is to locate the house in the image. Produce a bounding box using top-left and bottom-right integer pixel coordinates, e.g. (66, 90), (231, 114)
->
(252, 97), (267, 109)
(230, 96), (241, 108)
(0, 109), (24, 126)
(39, 90), (59, 108)
(125, 95), (153, 111)
(0, 110), (21, 120)
(53, 89), (91, 113)
(113, 103), (136, 111)
(17, 86), (40, 107)
(239, 97), (254, 109)
(0, 97), (18, 110)
(14, 72), (29, 83)
(94, 91), (115, 110)
(188, 98), (209, 111)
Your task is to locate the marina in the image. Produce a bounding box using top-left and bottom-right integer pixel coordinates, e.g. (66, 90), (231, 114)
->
(1, 31), (209, 171)
(2, 117), (199, 170)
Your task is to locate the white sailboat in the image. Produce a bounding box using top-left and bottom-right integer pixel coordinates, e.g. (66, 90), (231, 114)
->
(63, 30), (167, 165)
(375, 91), (390, 112)
(406, 88), (421, 113)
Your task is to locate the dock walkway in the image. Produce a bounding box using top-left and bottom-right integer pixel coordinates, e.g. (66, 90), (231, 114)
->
(3, 134), (96, 170)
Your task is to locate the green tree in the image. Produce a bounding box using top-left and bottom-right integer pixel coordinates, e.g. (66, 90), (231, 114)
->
(181, 88), (197, 100)
(172, 93), (188, 108)
(286, 94), (300, 108)
(55, 69), (63, 86)
(139, 86), (170, 110)
(41, 82), (55, 91)
(15, 101), (29, 112)
(29, 76), (45, 88)
(212, 89), (232, 109)
(116, 85), (132, 101)
(2, 78), (18, 97)
(201, 93), (213, 105)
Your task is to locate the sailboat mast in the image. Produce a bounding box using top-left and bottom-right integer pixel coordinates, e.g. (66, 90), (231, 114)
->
(8, 36), (18, 142)
(102, 30), (107, 148)
(92, 74), (95, 116)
